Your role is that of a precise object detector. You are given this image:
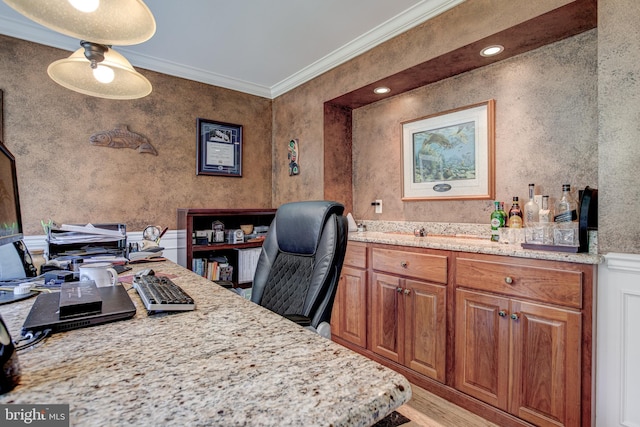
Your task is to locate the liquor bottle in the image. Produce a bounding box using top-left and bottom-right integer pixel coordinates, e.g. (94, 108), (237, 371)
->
(554, 184), (578, 223)
(524, 183), (540, 227)
(554, 184), (579, 246)
(499, 202), (507, 221)
(539, 195), (552, 223)
(508, 197), (523, 228)
(490, 201), (505, 241)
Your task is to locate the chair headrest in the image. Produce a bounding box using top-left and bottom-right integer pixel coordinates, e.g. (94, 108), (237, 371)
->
(275, 200), (344, 255)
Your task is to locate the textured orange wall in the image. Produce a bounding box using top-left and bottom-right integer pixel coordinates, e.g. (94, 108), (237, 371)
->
(352, 30), (597, 222)
(271, 0), (579, 209)
(0, 35), (273, 235)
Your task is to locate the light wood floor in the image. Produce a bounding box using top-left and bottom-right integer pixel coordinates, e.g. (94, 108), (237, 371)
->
(395, 383), (498, 427)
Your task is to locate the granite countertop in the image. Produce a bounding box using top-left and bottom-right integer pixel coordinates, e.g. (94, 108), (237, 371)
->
(349, 221), (602, 265)
(0, 261), (411, 427)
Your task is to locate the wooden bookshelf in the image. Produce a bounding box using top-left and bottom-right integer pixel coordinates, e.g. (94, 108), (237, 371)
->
(177, 208), (276, 286)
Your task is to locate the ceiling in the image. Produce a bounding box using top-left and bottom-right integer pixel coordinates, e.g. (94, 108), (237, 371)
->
(0, 0), (465, 99)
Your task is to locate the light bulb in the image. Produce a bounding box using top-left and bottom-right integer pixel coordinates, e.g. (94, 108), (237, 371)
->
(480, 45), (504, 57)
(93, 64), (114, 83)
(68, 0), (100, 13)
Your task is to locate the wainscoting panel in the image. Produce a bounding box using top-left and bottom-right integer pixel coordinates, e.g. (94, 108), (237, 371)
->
(597, 253), (640, 427)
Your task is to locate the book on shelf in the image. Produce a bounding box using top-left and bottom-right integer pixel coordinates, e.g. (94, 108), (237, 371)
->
(236, 247), (261, 284)
(192, 255), (229, 281)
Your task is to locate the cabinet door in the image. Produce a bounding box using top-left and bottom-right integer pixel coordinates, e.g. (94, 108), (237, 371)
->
(455, 289), (510, 410)
(510, 300), (581, 427)
(404, 279), (447, 382)
(370, 272), (403, 363)
(332, 266), (367, 348)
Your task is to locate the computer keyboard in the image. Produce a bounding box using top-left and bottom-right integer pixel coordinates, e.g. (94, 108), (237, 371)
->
(133, 275), (195, 312)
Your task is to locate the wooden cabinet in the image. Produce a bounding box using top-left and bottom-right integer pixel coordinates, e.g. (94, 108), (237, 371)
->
(176, 208), (276, 285)
(331, 242), (367, 348)
(330, 242), (595, 427)
(369, 247), (448, 383)
(454, 253), (586, 427)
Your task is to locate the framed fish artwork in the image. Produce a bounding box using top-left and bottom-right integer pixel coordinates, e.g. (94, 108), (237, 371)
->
(401, 100), (495, 201)
(196, 118), (243, 177)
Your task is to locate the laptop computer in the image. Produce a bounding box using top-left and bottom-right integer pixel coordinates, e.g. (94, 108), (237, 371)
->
(22, 284), (136, 334)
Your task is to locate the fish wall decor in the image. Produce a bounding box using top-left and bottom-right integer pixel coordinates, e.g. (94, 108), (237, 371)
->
(90, 124), (158, 155)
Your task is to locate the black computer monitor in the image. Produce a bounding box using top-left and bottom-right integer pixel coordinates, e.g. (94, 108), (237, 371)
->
(0, 140), (23, 247)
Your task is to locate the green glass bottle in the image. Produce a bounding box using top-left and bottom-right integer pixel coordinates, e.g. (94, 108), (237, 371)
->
(490, 201), (505, 241)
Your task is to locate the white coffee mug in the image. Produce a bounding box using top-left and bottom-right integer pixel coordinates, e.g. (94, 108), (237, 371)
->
(78, 262), (118, 287)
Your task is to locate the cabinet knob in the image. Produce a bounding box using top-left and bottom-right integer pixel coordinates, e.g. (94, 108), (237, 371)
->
(510, 312), (520, 320)
(504, 276), (513, 285)
(396, 287), (403, 293)
(498, 310), (507, 317)
(400, 261), (408, 268)
(404, 288), (411, 295)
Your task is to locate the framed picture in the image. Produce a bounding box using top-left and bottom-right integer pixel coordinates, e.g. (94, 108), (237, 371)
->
(196, 118), (243, 177)
(401, 100), (495, 200)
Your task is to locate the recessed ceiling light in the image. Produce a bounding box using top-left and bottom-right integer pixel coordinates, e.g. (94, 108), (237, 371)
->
(480, 45), (504, 57)
(373, 86), (390, 94)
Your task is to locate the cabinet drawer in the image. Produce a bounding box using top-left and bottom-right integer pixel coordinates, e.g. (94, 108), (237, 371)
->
(455, 256), (583, 308)
(344, 242), (367, 269)
(372, 248), (447, 284)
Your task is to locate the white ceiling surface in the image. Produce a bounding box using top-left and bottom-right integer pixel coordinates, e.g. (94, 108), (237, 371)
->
(0, 0), (464, 98)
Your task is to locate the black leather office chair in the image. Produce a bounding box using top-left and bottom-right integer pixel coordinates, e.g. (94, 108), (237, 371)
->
(251, 200), (348, 338)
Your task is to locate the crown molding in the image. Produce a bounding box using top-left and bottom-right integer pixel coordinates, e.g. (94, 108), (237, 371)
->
(0, 0), (463, 99)
(269, 0), (466, 98)
(119, 51), (273, 99)
(0, 14), (274, 98)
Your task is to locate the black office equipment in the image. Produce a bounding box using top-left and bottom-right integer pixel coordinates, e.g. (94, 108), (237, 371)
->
(58, 281), (103, 319)
(46, 223), (128, 260)
(0, 314), (20, 394)
(0, 133), (37, 281)
(22, 284), (136, 334)
(0, 112), (24, 248)
(133, 275), (195, 312)
(251, 200), (348, 337)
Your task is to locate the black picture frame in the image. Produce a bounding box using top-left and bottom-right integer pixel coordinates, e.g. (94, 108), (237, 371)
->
(196, 118), (243, 177)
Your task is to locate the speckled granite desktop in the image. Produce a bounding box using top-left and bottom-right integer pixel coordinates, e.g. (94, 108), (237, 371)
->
(0, 262), (411, 427)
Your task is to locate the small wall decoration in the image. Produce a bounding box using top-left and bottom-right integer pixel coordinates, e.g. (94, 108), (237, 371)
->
(90, 124), (157, 155)
(401, 100), (495, 200)
(196, 118), (242, 177)
(288, 139), (299, 176)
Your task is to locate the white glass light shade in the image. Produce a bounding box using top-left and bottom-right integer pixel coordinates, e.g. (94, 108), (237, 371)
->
(3, 0), (156, 45)
(47, 47), (152, 100)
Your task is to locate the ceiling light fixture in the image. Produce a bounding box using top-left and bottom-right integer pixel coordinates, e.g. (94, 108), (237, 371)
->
(68, 0), (100, 14)
(480, 45), (504, 57)
(374, 86), (391, 94)
(4, 0), (155, 99)
(3, 0), (156, 45)
(47, 41), (152, 100)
